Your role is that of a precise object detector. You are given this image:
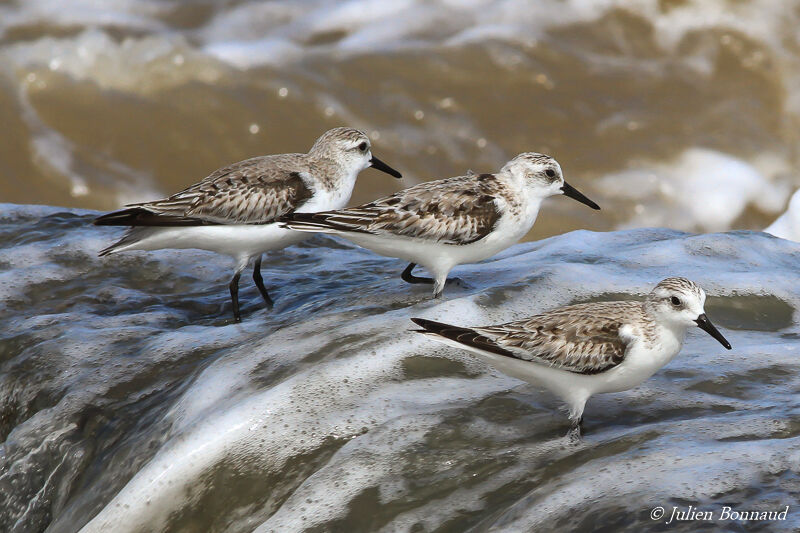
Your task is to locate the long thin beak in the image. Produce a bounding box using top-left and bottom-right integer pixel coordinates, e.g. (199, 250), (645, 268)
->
(561, 181), (600, 210)
(695, 314), (732, 350)
(369, 155), (402, 179)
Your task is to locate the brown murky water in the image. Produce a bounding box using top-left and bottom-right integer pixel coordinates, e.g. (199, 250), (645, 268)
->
(1, 2), (798, 238)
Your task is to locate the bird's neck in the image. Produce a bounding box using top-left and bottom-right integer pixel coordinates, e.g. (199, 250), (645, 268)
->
(522, 195), (544, 223)
(308, 154), (355, 192)
(657, 321), (687, 350)
(319, 163), (361, 210)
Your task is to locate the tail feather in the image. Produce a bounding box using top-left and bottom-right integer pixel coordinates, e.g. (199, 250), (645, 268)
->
(97, 227), (148, 256)
(410, 317), (514, 358)
(98, 244), (117, 257)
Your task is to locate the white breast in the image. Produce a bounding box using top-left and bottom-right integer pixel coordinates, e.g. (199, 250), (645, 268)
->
(300, 169), (359, 213)
(595, 323), (684, 394)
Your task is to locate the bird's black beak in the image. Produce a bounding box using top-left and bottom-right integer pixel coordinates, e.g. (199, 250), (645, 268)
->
(370, 156), (402, 179)
(695, 313), (732, 350)
(561, 181), (600, 210)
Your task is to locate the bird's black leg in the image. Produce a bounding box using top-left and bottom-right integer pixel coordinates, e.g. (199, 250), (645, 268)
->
(252, 255), (274, 309)
(229, 271), (242, 322)
(401, 263), (468, 290)
(401, 263), (434, 284)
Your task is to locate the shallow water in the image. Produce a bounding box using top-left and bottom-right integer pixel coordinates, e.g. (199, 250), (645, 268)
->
(1, 204), (798, 532)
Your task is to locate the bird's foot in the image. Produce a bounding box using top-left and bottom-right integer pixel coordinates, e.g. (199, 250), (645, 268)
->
(566, 416), (583, 442)
(566, 425), (582, 443)
(260, 295), (275, 310)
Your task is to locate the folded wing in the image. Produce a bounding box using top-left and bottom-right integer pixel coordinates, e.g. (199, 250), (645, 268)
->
(412, 302), (640, 375)
(285, 174), (502, 245)
(95, 157), (313, 226)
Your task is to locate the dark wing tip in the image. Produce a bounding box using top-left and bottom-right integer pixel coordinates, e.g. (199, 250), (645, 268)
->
(93, 208), (142, 226)
(411, 317), (519, 358)
(281, 211), (372, 235)
(279, 211), (330, 229)
(280, 212), (317, 223)
(410, 317), (450, 332)
(93, 207), (217, 227)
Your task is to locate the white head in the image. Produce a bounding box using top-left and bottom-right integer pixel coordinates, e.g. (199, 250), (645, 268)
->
(501, 152), (600, 210)
(308, 127), (401, 179)
(645, 277), (731, 349)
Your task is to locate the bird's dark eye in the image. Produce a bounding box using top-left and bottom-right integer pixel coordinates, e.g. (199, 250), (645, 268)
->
(670, 296), (681, 306)
(358, 142), (368, 152)
(545, 169), (556, 178)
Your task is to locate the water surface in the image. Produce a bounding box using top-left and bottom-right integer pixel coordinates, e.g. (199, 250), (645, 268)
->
(1, 205), (798, 531)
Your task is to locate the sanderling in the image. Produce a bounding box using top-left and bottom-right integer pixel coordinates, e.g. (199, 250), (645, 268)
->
(281, 153), (599, 297)
(95, 127), (401, 321)
(411, 277), (732, 435)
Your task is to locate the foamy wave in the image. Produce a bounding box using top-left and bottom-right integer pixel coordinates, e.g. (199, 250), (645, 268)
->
(598, 148), (792, 233)
(765, 189), (800, 242)
(4, 29), (228, 93)
(192, 0), (800, 68)
(0, 0), (167, 34)
(3, 0), (799, 70)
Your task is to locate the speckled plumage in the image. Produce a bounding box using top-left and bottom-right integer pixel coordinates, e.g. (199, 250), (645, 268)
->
(474, 301), (646, 374)
(412, 277), (732, 433)
(121, 161), (313, 225)
(285, 173), (513, 245)
(94, 127), (401, 321)
(97, 128), (374, 228)
(284, 152), (599, 297)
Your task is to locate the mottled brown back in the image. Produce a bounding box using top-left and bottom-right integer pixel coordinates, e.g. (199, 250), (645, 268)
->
(285, 173), (507, 245)
(96, 155), (314, 226)
(475, 301), (647, 374)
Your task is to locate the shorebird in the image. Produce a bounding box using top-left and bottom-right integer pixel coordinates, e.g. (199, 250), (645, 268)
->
(94, 127), (401, 321)
(411, 277), (732, 435)
(281, 153), (599, 297)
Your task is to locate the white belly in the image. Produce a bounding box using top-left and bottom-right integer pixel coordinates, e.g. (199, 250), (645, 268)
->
(109, 167), (362, 261)
(339, 211), (534, 276)
(340, 233), (498, 272)
(591, 337), (682, 395)
(120, 224), (308, 260)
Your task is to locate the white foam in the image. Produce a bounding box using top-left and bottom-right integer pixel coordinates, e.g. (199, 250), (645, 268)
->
(202, 38), (303, 69)
(5, 29), (227, 94)
(1, 0), (798, 76)
(186, 0), (800, 70)
(78, 317), (504, 532)
(599, 148), (791, 233)
(765, 189), (800, 242)
(3, 205), (800, 530)
(0, 0), (166, 35)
